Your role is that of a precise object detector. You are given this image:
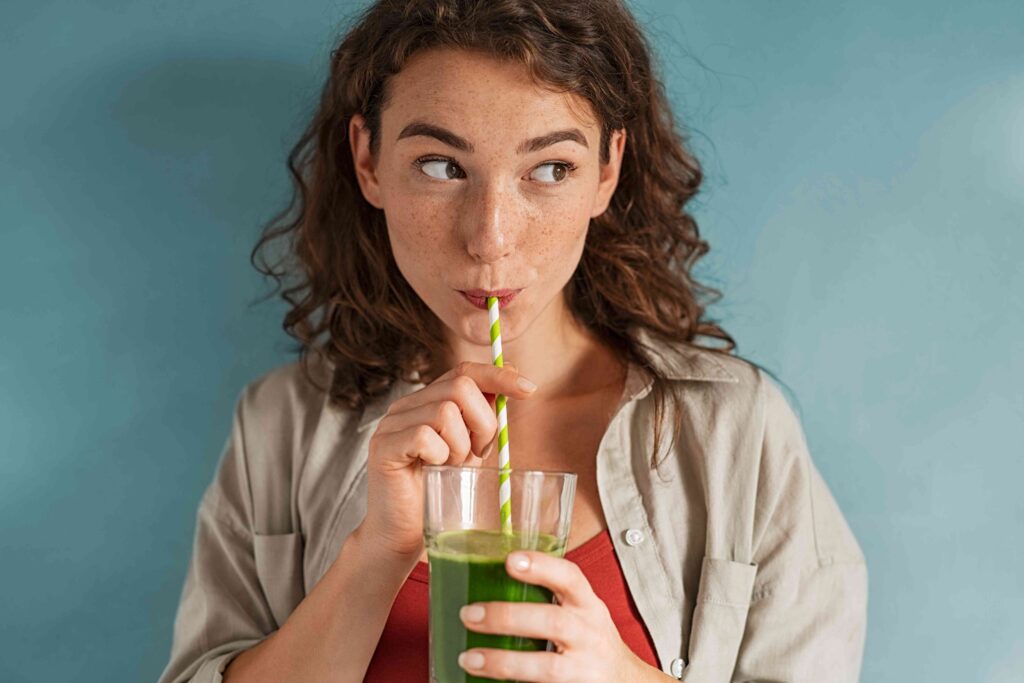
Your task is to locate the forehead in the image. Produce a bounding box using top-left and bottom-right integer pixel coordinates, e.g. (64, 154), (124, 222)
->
(381, 48), (599, 147)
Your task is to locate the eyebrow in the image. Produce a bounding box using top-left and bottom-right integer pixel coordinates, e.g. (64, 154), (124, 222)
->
(396, 120), (589, 154)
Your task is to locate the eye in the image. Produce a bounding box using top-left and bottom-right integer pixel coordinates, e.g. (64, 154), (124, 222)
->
(530, 162), (577, 184)
(415, 157), (466, 180)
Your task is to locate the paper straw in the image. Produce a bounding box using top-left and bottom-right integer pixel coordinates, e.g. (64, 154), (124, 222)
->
(487, 296), (513, 536)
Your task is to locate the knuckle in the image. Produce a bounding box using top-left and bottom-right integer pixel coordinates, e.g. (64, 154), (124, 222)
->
(371, 429), (388, 450)
(385, 395), (406, 416)
(485, 603), (508, 630)
(454, 360), (474, 377)
(548, 653), (570, 680)
(570, 563), (589, 589)
(452, 374), (477, 397)
(413, 425), (436, 451)
(492, 656), (514, 680)
(594, 596), (612, 620)
(438, 400), (461, 425)
(367, 431), (383, 455)
(548, 608), (569, 635)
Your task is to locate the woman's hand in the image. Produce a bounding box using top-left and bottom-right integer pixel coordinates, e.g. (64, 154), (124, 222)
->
(359, 361), (538, 560)
(456, 551), (649, 682)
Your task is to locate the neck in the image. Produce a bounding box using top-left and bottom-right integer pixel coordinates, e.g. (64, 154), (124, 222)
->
(439, 290), (624, 400)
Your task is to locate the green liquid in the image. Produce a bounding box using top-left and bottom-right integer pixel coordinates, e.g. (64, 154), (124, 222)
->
(427, 529), (565, 683)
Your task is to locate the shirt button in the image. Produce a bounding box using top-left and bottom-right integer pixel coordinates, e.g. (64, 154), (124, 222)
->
(670, 657), (687, 678)
(624, 528), (645, 546)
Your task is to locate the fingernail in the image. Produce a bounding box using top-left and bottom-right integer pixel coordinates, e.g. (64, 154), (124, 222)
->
(482, 441), (496, 459)
(460, 604), (485, 622)
(509, 552), (530, 572)
(459, 651), (485, 670)
(516, 376), (537, 392)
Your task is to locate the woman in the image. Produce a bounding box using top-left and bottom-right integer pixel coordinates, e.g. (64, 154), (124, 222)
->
(159, 1), (867, 681)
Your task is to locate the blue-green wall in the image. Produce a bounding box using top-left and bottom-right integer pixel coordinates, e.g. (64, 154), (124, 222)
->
(2, 1), (1021, 680)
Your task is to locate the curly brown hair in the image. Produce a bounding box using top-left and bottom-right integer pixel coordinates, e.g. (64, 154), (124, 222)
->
(251, 0), (741, 471)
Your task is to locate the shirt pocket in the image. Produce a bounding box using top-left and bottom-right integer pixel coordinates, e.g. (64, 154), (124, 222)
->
(684, 556), (757, 681)
(253, 531), (306, 628)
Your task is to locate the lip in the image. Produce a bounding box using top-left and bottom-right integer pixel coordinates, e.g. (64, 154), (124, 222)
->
(457, 288), (522, 310)
(461, 288), (520, 298)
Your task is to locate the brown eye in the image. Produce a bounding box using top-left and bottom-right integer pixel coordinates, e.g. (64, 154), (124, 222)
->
(530, 162), (575, 184)
(418, 158), (465, 180)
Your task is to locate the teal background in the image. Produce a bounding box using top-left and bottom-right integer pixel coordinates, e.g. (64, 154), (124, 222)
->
(1, 1), (1021, 681)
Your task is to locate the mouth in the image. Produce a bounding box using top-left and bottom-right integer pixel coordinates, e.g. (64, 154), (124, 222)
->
(457, 288), (523, 310)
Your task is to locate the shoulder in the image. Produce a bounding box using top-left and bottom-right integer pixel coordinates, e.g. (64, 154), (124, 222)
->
(665, 342), (810, 478)
(674, 345), (865, 567)
(641, 340), (806, 496)
(210, 354), (368, 534)
(231, 354), (363, 476)
(236, 353), (360, 432)
(239, 355), (327, 416)
(656, 342), (786, 432)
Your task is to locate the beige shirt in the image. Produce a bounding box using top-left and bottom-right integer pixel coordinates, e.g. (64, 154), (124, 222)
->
(159, 331), (867, 682)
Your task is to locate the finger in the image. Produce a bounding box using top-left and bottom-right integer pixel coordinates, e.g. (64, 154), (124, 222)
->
(391, 360), (536, 416)
(479, 431), (499, 459)
(505, 552), (599, 610)
(438, 362), (535, 453)
(386, 363), (536, 455)
(369, 424), (451, 470)
(481, 363), (516, 407)
(459, 601), (581, 648)
(462, 451), (486, 468)
(458, 648), (569, 683)
(376, 400), (474, 461)
(435, 376), (499, 455)
(439, 361), (532, 397)
(384, 378), (492, 454)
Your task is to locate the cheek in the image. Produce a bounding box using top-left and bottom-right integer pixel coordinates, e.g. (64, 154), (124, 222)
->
(379, 161), (453, 253)
(527, 194), (591, 267)
(385, 195), (454, 260)
(384, 207), (450, 301)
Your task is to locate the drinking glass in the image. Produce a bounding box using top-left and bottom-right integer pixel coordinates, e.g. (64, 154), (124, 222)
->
(423, 464), (577, 683)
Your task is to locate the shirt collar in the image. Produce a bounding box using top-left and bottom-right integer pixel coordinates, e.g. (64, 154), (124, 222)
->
(631, 325), (739, 384)
(356, 327), (737, 433)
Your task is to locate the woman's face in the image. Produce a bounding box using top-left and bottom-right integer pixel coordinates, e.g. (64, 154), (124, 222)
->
(350, 48), (626, 351)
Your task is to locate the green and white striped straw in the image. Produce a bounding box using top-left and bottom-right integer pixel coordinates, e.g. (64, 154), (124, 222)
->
(486, 296), (513, 536)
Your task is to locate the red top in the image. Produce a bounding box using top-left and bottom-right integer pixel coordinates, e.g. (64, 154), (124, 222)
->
(364, 529), (660, 680)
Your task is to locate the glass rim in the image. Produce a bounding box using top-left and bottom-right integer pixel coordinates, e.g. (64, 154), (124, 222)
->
(422, 463), (578, 479)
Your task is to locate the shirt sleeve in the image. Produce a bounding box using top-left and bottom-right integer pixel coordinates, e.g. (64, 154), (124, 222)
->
(731, 380), (868, 682)
(157, 391), (278, 683)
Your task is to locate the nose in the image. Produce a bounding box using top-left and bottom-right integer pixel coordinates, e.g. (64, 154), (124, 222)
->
(460, 181), (515, 264)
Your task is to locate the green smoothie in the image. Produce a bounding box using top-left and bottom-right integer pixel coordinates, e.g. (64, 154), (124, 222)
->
(427, 529), (566, 683)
